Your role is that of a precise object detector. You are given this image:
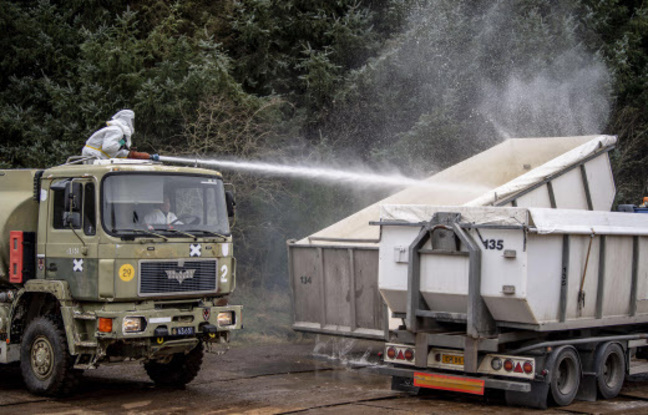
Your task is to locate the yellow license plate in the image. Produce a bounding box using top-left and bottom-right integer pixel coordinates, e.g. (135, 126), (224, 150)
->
(441, 354), (464, 365)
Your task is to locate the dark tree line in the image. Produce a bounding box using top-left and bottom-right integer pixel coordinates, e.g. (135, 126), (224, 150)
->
(1, 0), (646, 287)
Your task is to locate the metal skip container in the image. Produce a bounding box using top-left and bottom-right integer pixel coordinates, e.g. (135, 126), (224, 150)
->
(288, 135), (617, 339)
(378, 205), (648, 332)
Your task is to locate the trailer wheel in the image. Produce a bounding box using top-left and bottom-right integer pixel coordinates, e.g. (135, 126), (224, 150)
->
(20, 316), (78, 396)
(145, 342), (203, 387)
(595, 342), (625, 399)
(549, 346), (581, 406)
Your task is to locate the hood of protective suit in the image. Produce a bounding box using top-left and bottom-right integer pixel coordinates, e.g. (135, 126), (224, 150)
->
(106, 109), (135, 147)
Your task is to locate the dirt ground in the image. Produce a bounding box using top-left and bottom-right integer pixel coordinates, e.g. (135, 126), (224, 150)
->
(2, 339), (648, 414)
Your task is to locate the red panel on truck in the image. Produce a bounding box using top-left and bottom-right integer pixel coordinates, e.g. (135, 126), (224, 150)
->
(9, 231), (24, 283)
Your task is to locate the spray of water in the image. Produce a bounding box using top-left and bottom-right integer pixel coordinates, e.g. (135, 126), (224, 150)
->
(312, 337), (380, 367)
(159, 155), (437, 189)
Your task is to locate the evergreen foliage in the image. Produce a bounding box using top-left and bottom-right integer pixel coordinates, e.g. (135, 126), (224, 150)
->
(1, 0), (646, 288)
(586, 0), (648, 200)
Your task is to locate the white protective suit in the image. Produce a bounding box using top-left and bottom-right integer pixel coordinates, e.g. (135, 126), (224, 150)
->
(82, 110), (135, 162)
(144, 209), (179, 225)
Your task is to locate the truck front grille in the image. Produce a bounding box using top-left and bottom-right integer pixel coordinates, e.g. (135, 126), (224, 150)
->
(139, 259), (217, 296)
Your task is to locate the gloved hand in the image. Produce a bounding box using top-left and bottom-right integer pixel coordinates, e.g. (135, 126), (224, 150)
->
(128, 150), (151, 160)
(151, 154), (160, 161)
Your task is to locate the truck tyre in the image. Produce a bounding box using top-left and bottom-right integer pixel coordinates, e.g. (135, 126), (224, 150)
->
(549, 346), (581, 406)
(595, 342), (625, 399)
(145, 342), (203, 387)
(20, 316), (78, 396)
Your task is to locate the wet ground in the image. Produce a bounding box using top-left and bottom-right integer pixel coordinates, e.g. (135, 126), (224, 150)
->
(2, 340), (648, 414)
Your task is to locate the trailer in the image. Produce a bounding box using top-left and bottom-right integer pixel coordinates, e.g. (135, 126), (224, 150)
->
(289, 135), (616, 340)
(287, 134), (648, 408)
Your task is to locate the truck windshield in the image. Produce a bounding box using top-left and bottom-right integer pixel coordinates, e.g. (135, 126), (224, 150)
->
(102, 173), (230, 237)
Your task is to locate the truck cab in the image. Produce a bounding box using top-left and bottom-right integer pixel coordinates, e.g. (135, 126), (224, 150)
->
(0, 159), (242, 395)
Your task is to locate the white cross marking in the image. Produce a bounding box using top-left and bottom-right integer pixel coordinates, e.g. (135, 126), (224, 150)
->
(73, 259), (84, 272)
(190, 244), (202, 257)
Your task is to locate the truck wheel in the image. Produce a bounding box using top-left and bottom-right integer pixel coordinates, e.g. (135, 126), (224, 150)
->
(595, 342), (625, 399)
(145, 342), (203, 387)
(549, 346), (581, 406)
(20, 316), (77, 396)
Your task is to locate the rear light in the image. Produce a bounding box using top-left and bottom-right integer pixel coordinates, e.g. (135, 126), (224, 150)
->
(504, 359), (514, 372)
(523, 361), (534, 374)
(404, 348), (414, 361)
(387, 347), (396, 359)
(491, 357), (502, 370)
(98, 318), (113, 333)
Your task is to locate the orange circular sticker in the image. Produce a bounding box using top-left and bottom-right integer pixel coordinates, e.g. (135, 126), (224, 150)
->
(119, 264), (135, 282)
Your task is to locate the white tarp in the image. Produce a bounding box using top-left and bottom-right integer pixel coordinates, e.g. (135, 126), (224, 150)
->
(297, 135), (616, 245)
(529, 208), (648, 236)
(380, 205), (648, 237)
(466, 135), (617, 207)
(380, 205), (529, 228)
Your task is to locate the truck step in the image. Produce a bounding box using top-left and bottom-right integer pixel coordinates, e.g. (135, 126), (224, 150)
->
(75, 341), (98, 348)
(73, 313), (96, 320)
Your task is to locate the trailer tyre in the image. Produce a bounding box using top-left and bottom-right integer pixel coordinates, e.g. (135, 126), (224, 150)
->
(549, 346), (581, 406)
(595, 342), (625, 399)
(145, 342), (203, 387)
(20, 316), (77, 396)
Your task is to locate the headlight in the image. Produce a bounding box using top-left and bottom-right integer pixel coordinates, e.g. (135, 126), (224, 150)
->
(217, 312), (234, 326)
(123, 316), (146, 333)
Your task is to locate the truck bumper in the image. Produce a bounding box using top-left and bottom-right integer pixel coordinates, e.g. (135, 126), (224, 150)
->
(379, 366), (532, 394)
(94, 304), (242, 341)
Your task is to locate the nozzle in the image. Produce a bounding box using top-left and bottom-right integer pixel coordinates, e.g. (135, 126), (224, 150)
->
(128, 150), (152, 160)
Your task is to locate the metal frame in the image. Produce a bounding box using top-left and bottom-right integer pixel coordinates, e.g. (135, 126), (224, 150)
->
(405, 212), (495, 372)
(378, 366), (532, 393)
(559, 235), (569, 322)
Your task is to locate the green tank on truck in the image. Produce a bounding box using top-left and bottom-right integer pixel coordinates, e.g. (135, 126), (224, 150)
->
(0, 159), (242, 396)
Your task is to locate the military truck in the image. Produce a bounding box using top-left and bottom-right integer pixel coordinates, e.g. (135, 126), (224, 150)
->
(0, 158), (242, 395)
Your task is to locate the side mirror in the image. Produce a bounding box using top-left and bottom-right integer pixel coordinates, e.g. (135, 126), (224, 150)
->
(64, 182), (83, 212)
(225, 191), (236, 218)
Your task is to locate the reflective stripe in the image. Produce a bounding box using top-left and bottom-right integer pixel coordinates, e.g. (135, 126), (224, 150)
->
(414, 372), (485, 395)
(84, 145), (111, 158)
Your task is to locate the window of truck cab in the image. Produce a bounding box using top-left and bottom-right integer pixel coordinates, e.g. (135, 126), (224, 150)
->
(101, 173), (230, 237)
(51, 179), (96, 236)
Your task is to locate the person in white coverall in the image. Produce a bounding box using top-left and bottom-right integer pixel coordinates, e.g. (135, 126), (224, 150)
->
(144, 196), (180, 225)
(82, 109), (157, 163)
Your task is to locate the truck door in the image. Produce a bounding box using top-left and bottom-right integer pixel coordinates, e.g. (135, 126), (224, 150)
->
(45, 178), (99, 300)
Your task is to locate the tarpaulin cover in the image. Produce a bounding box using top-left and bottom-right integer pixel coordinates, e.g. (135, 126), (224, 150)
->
(297, 135), (615, 245)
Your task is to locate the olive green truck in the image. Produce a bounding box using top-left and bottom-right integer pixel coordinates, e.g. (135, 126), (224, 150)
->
(0, 159), (242, 395)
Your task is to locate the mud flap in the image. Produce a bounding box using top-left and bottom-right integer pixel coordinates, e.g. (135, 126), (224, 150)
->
(576, 373), (597, 401)
(505, 381), (549, 410)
